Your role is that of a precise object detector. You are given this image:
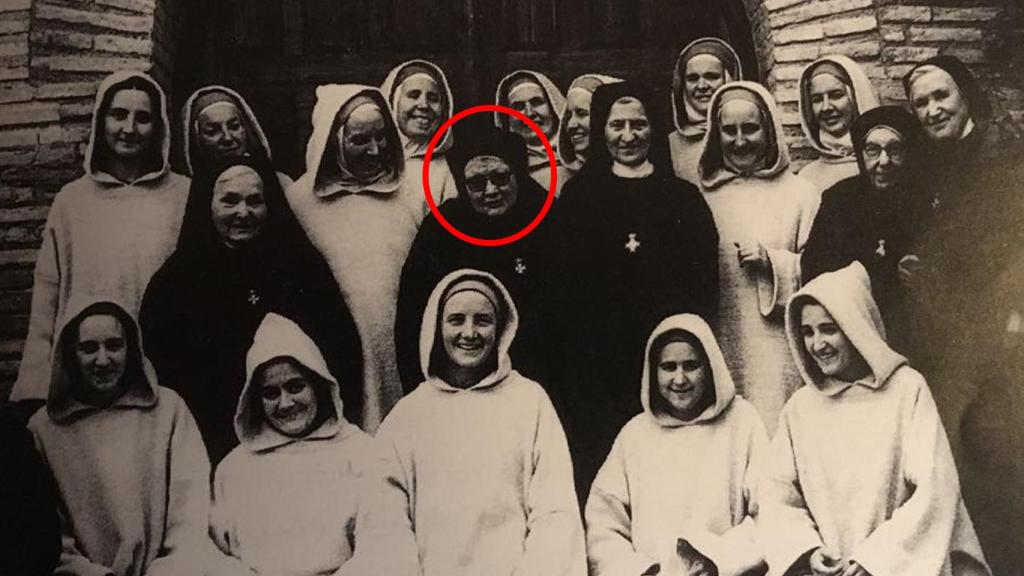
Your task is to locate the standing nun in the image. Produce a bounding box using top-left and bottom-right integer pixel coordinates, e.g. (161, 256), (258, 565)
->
(181, 85), (294, 189)
(556, 80), (720, 496)
(903, 55), (1024, 576)
(381, 59), (459, 208)
(558, 73), (622, 176)
(698, 81), (819, 434)
(285, 84), (415, 432)
(802, 106), (927, 350)
(495, 70), (570, 195)
(668, 37), (743, 186)
(140, 154), (361, 465)
(12, 70), (189, 401)
(796, 55), (880, 195)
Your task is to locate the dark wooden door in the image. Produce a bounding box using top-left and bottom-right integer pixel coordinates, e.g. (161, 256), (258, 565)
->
(173, 0), (756, 176)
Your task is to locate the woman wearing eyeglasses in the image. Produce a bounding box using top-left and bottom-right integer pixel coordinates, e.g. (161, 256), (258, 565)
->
(395, 124), (559, 395)
(801, 106), (927, 349)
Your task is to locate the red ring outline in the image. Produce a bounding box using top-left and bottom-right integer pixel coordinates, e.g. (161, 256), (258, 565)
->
(422, 104), (557, 247)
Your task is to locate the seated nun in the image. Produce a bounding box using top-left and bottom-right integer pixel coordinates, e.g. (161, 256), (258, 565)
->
(495, 70), (571, 195)
(379, 269), (585, 576)
(208, 313), (418, 576)
(396, 124), (558, 393)
(29, 299), (210, 576)
(182, 85), (294, 189)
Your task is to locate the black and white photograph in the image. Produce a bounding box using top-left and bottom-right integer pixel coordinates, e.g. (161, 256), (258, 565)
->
(0, 1), (1022, 575)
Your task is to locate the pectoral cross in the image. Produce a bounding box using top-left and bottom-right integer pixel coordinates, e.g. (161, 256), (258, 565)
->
(247, 289), (260, 306)
(625, 233), (640, 254)
(875, 238), (887, 258)
(514, 256), (527, 275)
(931, 195), (941, 210)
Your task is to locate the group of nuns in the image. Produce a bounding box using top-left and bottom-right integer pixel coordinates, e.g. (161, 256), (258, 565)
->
(4, 34), (1023, 576)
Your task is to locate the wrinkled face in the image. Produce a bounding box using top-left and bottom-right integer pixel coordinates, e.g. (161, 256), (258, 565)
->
(508, 82), (554, 144)
(197, 102), (247, 162)
(103, 88), (155, 160)
(210, 166), (268, 248)
(719, 99), (768, 174)
(396, 75), (444, 141)
(861, 126), (906, 191)
(260, 360), (319, 437)
(684, 55), (727, 115)
(605, 97), (651, 167)
(909, 68), (971, 142)
(75, 314), (128, 395)
(339, 105), (389, 180)
(810, 73), (854, 138)
(565, 89), (594, 155)
(656, 340), (710, 420)
(441, 291), (498, 370)
(800, 303), (867, 381)
(464, 155), (518, 217)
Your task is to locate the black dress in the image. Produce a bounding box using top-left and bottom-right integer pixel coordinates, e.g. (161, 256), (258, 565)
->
(140, 155), (362, 465)
(395, 178), (558, 393)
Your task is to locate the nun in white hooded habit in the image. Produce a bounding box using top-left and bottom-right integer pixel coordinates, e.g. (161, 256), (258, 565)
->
(181, 85), (294, 190)
(285, 84), (411, 432)
(495, 70), (571, 195)
(12, 70), (189, 401)
(381, 59), (459, 209)
(698, 81), (819, 434)
(796, 55), (880, 195)
(668, 37), (743, 186)
(557, 73), (622, 177)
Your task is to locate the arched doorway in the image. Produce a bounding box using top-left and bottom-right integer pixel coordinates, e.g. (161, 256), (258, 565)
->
(171, 0), (758, 176)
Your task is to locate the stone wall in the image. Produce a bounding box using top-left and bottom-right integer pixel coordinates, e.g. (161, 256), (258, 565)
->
(0, 0), (181, 394)
(0, 0), (1020, 395)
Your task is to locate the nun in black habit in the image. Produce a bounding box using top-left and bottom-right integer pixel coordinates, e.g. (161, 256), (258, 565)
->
(801, 105), (927, 350)
(395, 125), (558, 393)
(553, 80), (720, 497)
(140, 154), (362, 465)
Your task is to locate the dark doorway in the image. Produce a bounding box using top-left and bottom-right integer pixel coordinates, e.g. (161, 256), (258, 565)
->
(172, 0), (758, 177)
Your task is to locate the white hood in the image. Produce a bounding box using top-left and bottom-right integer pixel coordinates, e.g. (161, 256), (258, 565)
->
(380, 59), (455, 158)
(798, 55), (880, 158)
(300, 84), (406, 198)
(418, 269), (519, 392)
(785, 261), (907, 397)
(641, 314), (738, 427)
(180, 85), (275, 176)
(85, 70), (171, 185)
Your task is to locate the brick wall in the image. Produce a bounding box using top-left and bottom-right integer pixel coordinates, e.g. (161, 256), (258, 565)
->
(0, 0), (1020, 397)
(0, 0), (176, 397)
(759, 0), (1022, 162)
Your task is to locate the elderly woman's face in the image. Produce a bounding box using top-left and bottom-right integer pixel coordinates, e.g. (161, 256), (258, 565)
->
(909, 68), (971, 142)
(103, 88), (155, 160)
(338, 105), (389, 180)
(396, 75), (444, 141)
(861, 126), (906, 191)
(197, 103), (247, 161)
(508, 83), (554, 143)
(605, 97), (651, 167)
(810, 73), (854, 138)
(719, 99), (768, 174)
(211, 166), (268, 248)
(464, 155), (518, 217)
(684, 54), (727, 115)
